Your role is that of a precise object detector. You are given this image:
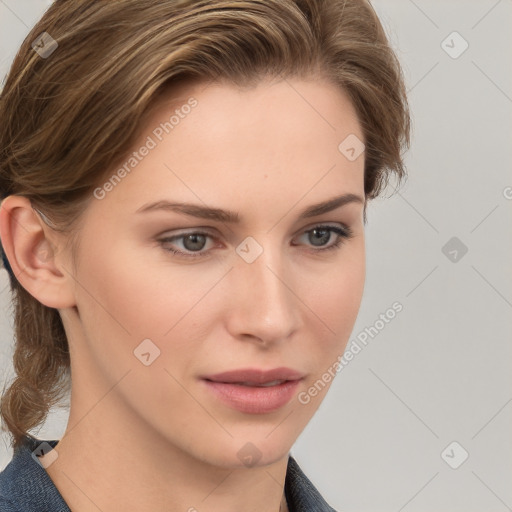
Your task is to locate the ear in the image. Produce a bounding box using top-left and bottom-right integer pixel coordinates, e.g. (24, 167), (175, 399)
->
(0, 195), (77, 309)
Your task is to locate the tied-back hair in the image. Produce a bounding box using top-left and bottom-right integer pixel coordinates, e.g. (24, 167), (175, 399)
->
(0, 0), (410, 450)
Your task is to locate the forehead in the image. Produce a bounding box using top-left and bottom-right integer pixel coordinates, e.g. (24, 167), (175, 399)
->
(91, 77), (365, 223)
(153, 76), (363, 141)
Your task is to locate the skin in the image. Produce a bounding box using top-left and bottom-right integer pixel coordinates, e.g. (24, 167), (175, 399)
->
(0, 76), (366, 512)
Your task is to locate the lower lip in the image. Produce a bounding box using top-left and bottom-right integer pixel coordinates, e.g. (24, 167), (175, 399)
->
(202, 379), (301, 414)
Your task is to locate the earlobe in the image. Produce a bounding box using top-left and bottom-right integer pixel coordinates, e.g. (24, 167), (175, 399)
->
(0, 195), (77, 309)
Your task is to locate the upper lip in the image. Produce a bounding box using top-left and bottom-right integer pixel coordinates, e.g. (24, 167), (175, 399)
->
(203, 367), (305, 384)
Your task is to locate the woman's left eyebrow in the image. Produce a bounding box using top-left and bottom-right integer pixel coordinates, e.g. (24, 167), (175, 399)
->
(135, 193), (364, 223)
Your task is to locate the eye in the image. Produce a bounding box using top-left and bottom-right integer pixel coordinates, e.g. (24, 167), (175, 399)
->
(158, 224), (354, 259)
(159, 230), (214, 259)
(294, 224), (354, 254)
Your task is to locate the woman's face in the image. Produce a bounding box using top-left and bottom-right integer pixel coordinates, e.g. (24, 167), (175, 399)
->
(61, 77), (366, 467)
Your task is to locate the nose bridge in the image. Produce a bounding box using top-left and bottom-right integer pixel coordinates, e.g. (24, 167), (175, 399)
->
(230, 234), (299, 341)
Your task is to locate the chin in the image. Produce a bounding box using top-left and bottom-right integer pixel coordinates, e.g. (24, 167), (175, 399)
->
(193, 434), (295, 470)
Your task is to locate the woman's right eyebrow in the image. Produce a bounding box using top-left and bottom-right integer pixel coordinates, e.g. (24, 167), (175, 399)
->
(134, 193), (364, 224)
(135, 193), (364, 224)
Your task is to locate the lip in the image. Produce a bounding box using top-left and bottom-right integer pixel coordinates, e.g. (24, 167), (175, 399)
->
(202, 367), (305, 414)
(204, 367), (304, 384)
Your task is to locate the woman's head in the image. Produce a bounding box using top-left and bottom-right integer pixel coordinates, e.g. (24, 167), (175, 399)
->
(0, 0), (410, 457)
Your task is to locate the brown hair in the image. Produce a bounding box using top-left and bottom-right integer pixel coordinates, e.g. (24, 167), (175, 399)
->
(0, 0), (410, 450)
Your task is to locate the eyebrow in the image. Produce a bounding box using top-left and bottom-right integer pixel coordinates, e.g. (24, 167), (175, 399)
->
(135, 193), (364, 223)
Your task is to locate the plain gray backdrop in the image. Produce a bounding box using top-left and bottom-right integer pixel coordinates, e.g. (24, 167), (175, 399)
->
(1, 1), (511, 511)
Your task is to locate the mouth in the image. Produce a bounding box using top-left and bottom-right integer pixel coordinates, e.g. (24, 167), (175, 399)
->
(201, 367), (305, 414)
(203, 367), (304, 384)
(219, 379), (288, 387)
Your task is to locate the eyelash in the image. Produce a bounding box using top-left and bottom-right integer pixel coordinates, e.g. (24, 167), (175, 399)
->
(158, 224), (354, 259)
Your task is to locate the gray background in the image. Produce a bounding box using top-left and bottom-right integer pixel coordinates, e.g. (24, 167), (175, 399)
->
(1, 1), (511, 511)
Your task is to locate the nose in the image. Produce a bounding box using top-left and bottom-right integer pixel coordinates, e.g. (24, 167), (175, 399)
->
(225, 239), (301, 346)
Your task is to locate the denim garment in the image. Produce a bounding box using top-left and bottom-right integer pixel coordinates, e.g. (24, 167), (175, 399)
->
(0, 435), (337, 511)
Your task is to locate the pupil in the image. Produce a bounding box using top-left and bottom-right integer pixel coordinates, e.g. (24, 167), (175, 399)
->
(184, 234), (206, 251)
(310, 228), (330, 246)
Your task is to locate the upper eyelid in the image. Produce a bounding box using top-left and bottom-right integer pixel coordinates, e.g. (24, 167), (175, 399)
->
(158, 223), (351, 247)
(159, 221), (351, 237)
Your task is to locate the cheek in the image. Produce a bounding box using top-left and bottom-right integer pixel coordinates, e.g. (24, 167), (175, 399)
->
(305, 239), (365, 321)
(73, 242), (224, 376)
(300, 240), (365, 358)
(77, 240), (206, 334)
(292, 248), (365, 409)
